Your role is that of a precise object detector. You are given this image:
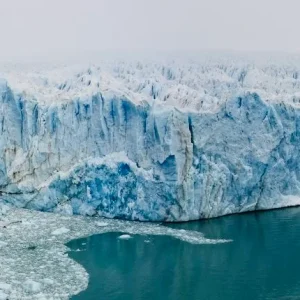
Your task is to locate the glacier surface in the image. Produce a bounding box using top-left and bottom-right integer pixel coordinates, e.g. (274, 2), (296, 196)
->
(1, 55), (300, 221)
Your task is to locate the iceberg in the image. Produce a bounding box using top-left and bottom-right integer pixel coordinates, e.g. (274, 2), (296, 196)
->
(1, 55), (300, 221)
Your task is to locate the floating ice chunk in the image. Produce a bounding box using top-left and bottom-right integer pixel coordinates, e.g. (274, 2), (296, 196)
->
(54, 204), (73, 216)
(0, 291), (8, 300)
(0, 204), (10, 216)
(42, 278), (54, 286)
(95, 221), (109, 227)
(0, 222), (8, 228)
(118, 234), (132, 240)
(51, 227), (70, 235)
(0, 283), (11, 291)
(0, 242), (7, 248)
(23, 279), (41, 293)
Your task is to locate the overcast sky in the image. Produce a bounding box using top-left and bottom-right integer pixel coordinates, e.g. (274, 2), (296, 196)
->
(1, 0), (300, 60)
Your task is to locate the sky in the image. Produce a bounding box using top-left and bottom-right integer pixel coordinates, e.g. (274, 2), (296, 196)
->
(0, 0), (300, 60)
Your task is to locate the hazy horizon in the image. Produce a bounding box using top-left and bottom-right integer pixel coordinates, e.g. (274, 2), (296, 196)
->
(1, 0), (300, 61)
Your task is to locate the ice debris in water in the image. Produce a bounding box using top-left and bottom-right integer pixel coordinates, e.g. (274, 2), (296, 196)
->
(95, 221), (109, 227)
(23, 280), (42, 293)
(0, 291), (8, 300)
(118, 234), (132, 240)
(0, 283), (11, 291)
(0, 242), (7, 248)
(0, 208), (231, 299)
(51, 227), (70, 235)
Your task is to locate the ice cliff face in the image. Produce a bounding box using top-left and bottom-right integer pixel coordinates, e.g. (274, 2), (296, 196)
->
(1, 56), (300, 221)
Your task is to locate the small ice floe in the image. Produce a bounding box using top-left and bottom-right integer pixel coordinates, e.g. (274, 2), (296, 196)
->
(51, 227), (70, 235)
(0, 290), (8, 300)
(23, 279), (41, 293)
(69, 248), (85, 252)
(118, 234), (132, 240)
(95, 221), (109, 227)
(42, 278), (54, 286)
(0, 283), (11, 292)
(0, 221), (21, 228)
(0, 241), (7, 248)
(0, 222), (8, 228)
(0, 204), (10, 216)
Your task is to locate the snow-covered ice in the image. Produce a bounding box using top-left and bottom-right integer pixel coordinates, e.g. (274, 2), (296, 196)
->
(0, 206), (230, 299)
(2, 54), (300, 220)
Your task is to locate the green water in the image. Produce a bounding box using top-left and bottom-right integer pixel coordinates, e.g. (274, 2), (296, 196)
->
(67, 207), (300, 300)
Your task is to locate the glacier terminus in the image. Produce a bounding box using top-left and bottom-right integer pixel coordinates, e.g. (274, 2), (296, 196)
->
(1, 55), (300, 221)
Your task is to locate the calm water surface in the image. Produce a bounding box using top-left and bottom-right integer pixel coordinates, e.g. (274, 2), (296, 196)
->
(67, 207), (300, 300)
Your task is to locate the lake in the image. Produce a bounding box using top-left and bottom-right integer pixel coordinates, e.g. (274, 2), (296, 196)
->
(67, 207), (300, 300)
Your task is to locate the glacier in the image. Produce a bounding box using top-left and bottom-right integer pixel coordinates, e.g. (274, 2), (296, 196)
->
(1, 55), (300, 221)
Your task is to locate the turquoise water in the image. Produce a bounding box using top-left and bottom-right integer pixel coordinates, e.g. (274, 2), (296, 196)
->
(67, 207), (300, 300)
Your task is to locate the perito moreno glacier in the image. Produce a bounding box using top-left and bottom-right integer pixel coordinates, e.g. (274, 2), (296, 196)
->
(1, 54), (300, 221)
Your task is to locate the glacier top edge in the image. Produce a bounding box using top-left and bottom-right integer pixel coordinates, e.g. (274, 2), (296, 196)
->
(2, 53), (300, 112)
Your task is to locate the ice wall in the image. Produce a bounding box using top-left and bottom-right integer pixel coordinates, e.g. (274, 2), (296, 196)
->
(1, 60), (300, 221)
